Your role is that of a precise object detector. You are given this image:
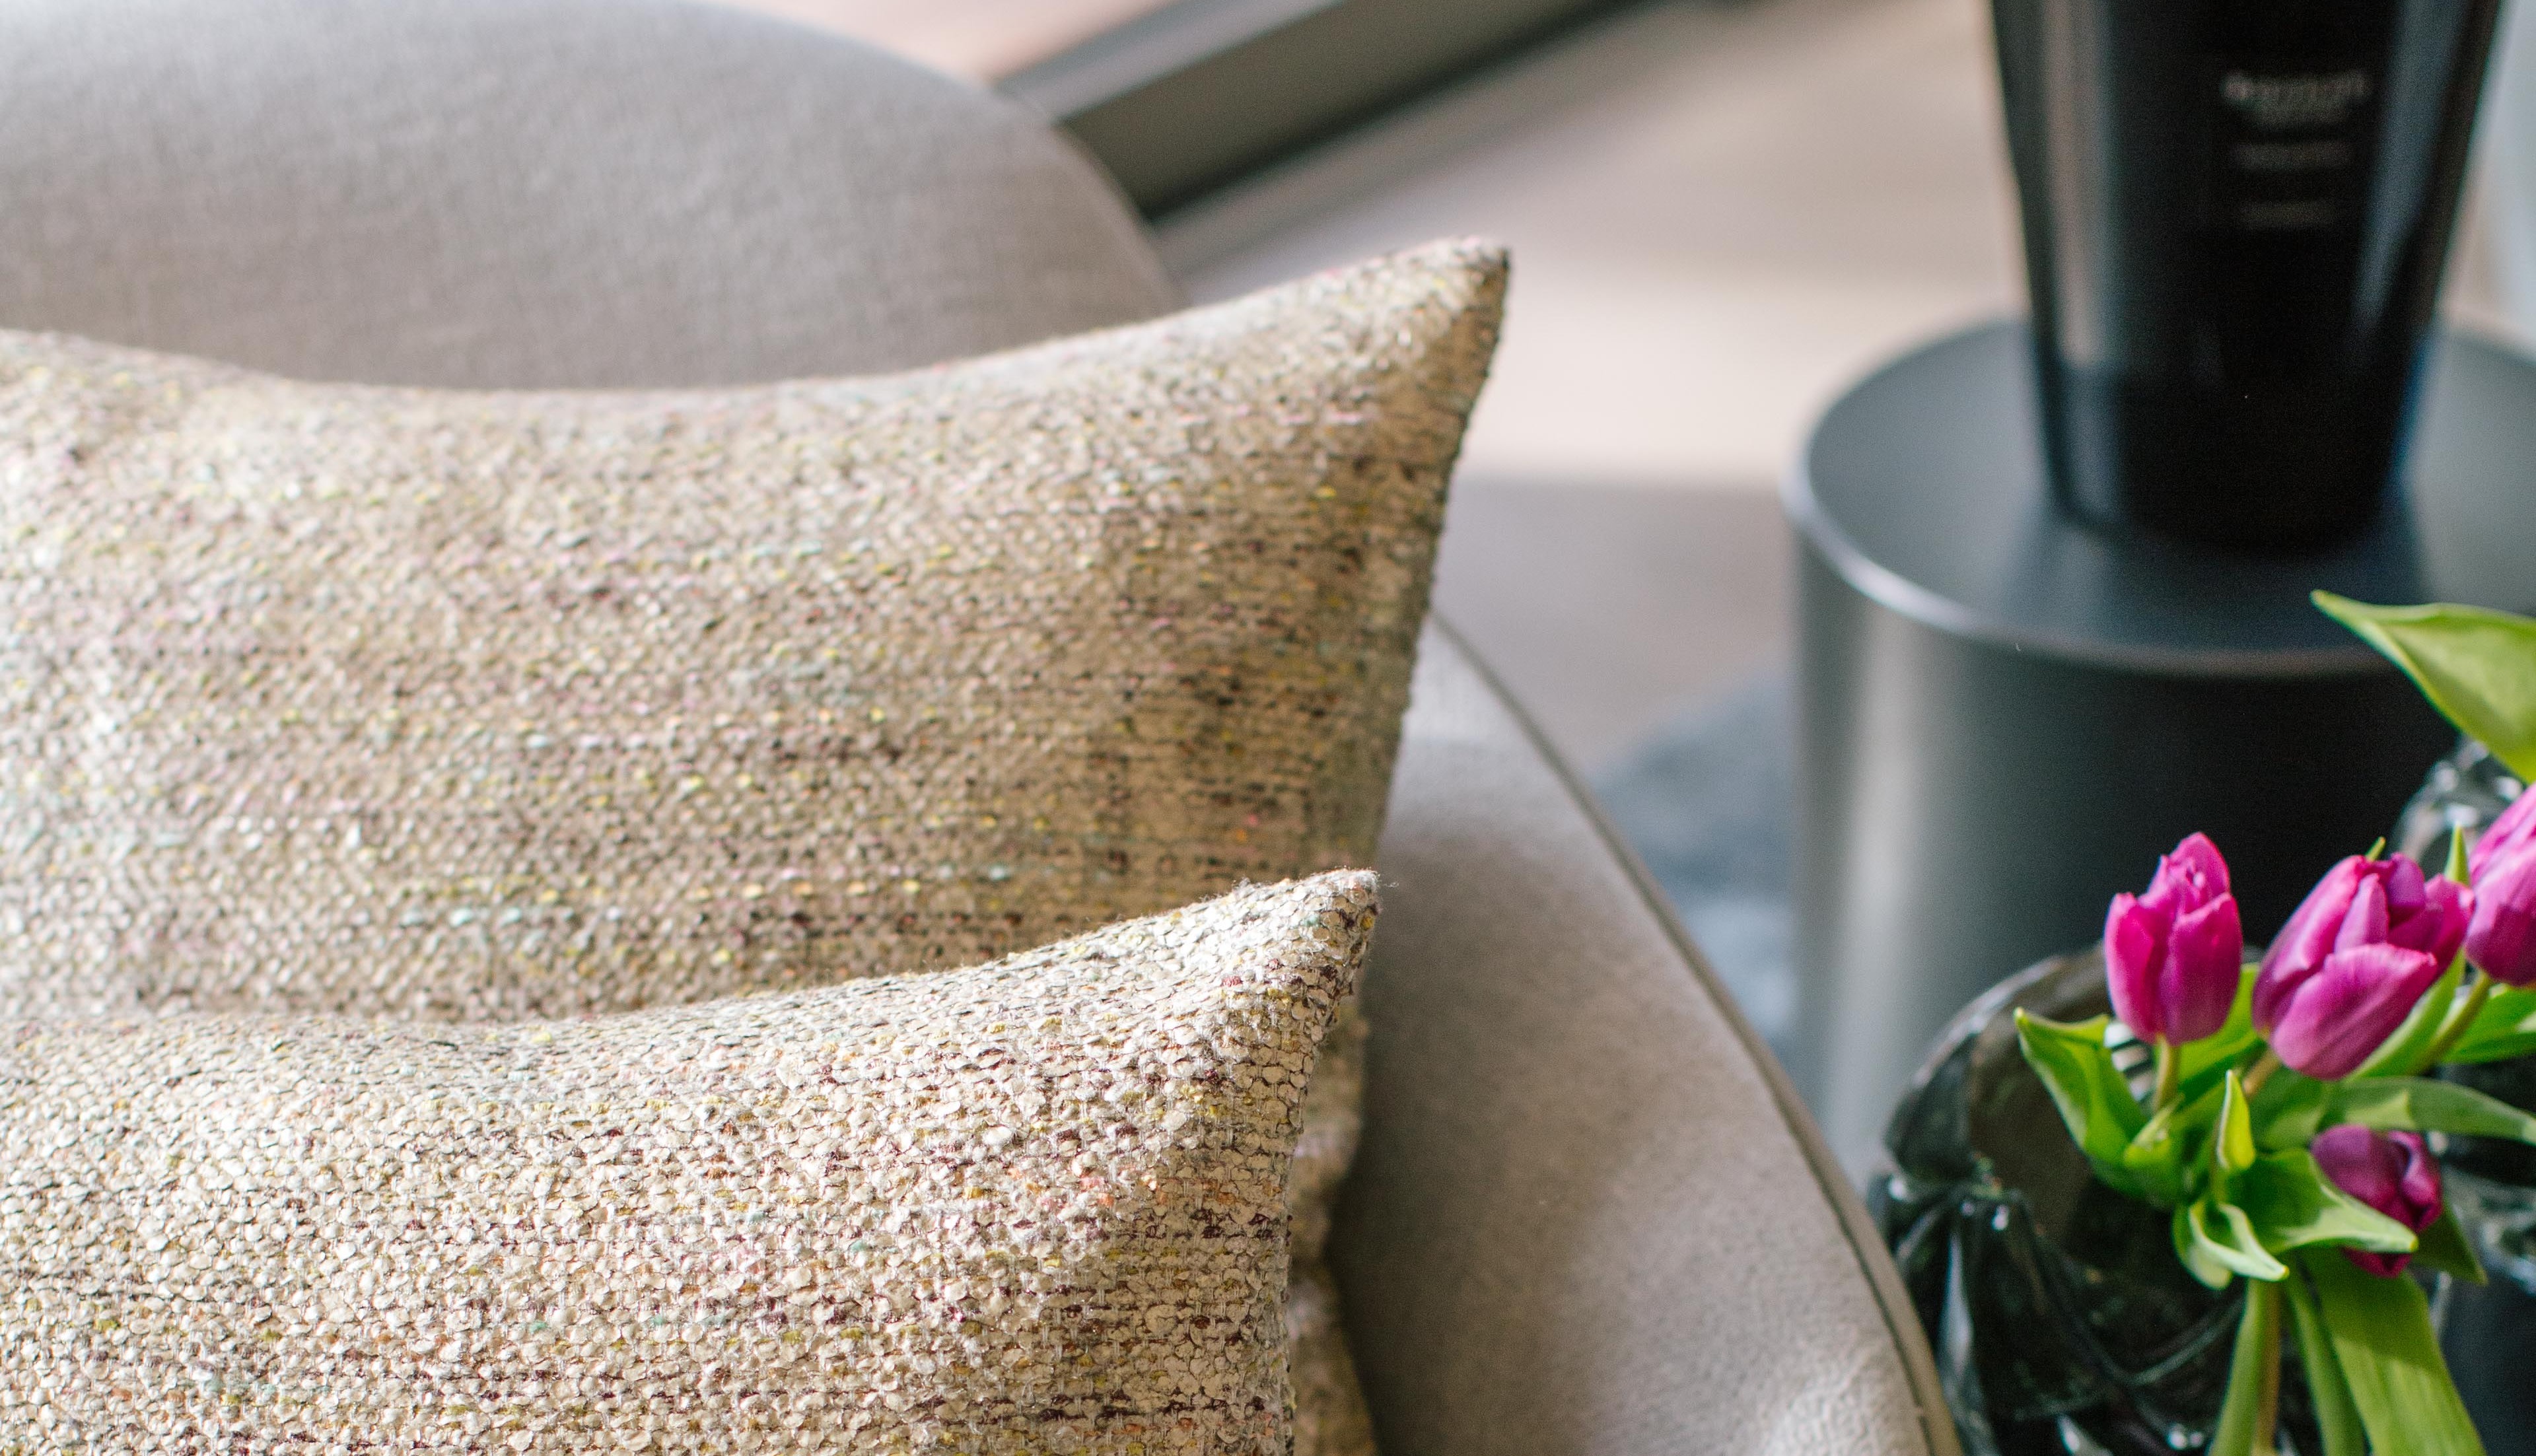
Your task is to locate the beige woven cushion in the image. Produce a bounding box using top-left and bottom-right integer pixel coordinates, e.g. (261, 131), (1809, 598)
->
(0, 239), (1504, 1455)
(0, 871), (1375, 1451)
(0, 240), (1498, 1014)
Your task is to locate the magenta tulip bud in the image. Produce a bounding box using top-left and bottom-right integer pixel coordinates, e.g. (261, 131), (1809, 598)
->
(2468, 844), (2536, 987)
(2469, 788), (2536, 884)
(2261, 944), (2446, 1080)
(2311, 1125), (2442, 1276)
(2256, 852), (2467, 1080)
(2469, 792), (2536, 986)
(2105, 833), (2243, 1043)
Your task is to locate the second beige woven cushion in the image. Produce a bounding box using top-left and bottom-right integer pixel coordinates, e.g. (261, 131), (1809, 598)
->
(0, 872), (1376, 1451)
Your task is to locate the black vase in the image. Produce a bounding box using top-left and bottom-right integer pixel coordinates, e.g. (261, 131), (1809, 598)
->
(1992, 0), (2504, 550)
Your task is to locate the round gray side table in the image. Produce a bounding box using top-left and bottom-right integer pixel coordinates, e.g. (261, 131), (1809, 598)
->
(1788, 321), (2536, 1172)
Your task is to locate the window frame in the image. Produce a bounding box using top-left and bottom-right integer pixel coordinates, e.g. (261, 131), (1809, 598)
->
(1003, 0), (1642, 217)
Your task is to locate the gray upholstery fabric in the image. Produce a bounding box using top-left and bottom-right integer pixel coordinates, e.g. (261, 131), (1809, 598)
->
(1349, 623), (1953, 1456)
(0, 0), (1181, 387)
(2, 3), (1954, 1451)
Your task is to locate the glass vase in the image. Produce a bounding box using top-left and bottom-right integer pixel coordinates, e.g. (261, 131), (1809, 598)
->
(2397, 738), (2536, 1456)
(1870, 951), (2325, 1456)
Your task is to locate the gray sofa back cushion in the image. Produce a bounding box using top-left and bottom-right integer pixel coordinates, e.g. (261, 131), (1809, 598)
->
(0, 0), (1181, 387)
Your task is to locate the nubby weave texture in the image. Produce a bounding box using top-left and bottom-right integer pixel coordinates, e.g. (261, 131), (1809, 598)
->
(0, 241), (1499, 1019)
(0, 872), (1376, 1451)
(0, 241), (1500, 1456)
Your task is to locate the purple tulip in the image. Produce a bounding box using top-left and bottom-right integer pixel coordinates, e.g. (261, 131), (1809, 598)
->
(2468, 846), (2536, 987)
(2311, 1125), (2442, 1276)
(2469, 787), (2536, 884)
(2105, 833), (2243, 1043)
(2469, 792), (2536, 986)
(2255, 853), (2469, 1080)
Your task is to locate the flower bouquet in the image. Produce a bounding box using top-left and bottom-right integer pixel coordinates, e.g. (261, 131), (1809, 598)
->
(2006, 592), (2536, 1456)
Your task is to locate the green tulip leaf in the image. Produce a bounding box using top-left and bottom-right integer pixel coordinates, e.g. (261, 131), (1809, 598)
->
(2118, 1127), (2187, 1209)
(2302, 1247), (2488, 1456)
(2187, 1196), (2288, 1285)
(2214, 1070), (2257, 1179)
(2171, 1207), (2232, 1288)
(2175, 1204), (2237, 1290)
(2124, 1080), (2221, 1209)
(2016, 1010), (2147, 1175)
(2174, 967), (2262, 1097)
(2253, 1069), (2332, 1150)
(2444, 983), (2536, 1065)
(2209, 1279), (2284, 1456)
(2313, 593), (2536, 780)
(2233, 1150), (2418, 1255)
(2357, 952), (2464, 1079)
(2413, 1202), (2490, 1286)
(2284, 1266), (2368, 1456)
(2329, 1077), (2536, 1144)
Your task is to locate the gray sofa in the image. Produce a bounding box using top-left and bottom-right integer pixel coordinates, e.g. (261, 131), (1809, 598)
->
(0, 3), (1955, 1451)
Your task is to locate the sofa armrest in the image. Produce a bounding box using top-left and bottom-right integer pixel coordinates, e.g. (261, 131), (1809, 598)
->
(1335, 619), (1956, 1456)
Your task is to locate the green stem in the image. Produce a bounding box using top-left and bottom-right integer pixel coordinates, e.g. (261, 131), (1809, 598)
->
(2154, 1037), (2181, 1111)
(2212, 1278), (2285, 1456)
(2418, 971), (2494, 1072)
(2255, 1291), (2282, 1456)
(2284, 1261), (2367, 1456)
(2241, 1049), (2282, 1099)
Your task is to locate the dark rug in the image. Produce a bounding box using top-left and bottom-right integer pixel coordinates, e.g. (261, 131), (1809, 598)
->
(1591, 670), (1798, 1066)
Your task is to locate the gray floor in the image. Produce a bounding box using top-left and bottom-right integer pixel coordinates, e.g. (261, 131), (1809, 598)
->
(1429, 479), (1787, 772)
(1430, 479), (1800, 1061)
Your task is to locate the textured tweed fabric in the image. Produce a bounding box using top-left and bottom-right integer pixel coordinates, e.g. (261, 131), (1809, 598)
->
(0, 872), (1375, 1451)
(0, 240), (1498, 1017)
(0, 242), (1500, 1455)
